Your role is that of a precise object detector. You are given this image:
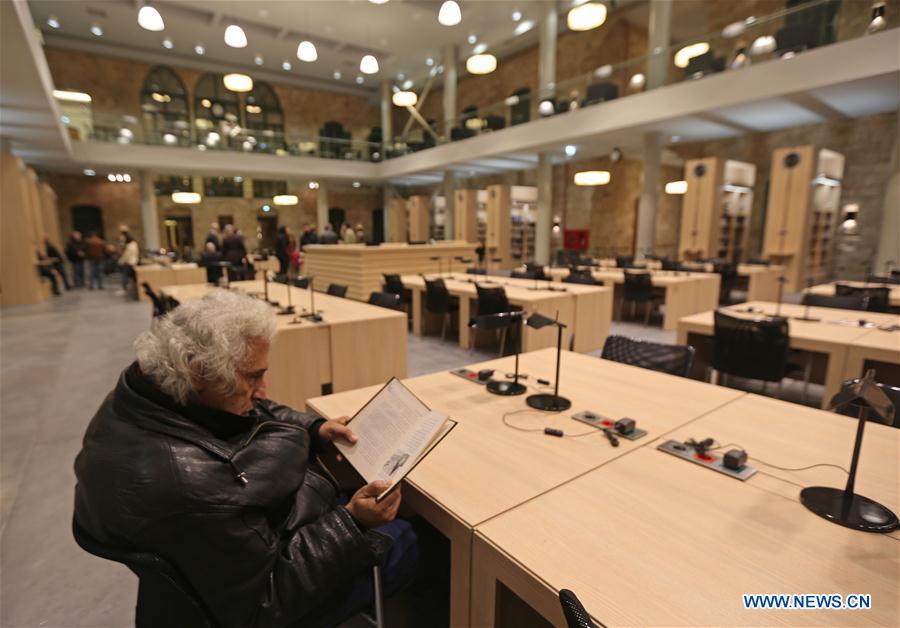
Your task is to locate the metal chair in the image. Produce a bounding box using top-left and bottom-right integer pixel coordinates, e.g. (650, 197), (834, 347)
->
(368, 291), (404, 311)
(474, 284), (516, 355)
(620, 271), (660, 325)
(559, 589), (597, 628)
(802, 293), (867, 311)
(424, 278), (458, 341)
(601, 334), (695, 378)
(326, 283), (348, 298)
(832, 379), (900, 428)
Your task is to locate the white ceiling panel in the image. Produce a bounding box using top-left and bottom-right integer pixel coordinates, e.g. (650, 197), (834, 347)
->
(809, 73), (900, 118)
(713, 98), (826, 131)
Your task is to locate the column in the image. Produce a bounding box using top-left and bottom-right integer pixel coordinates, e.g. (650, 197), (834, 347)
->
(140, 171), (160, 251)
(442, 44), (458, 138)
(647, 0), (672, 90)
(443, 170), (456, 240)
(635, 132), (662, 257)
(535, 154), (553, 265)
(380, 80), (393, 156)
(537, 1), (558, 100)
(316, 182), (328, 230)
(382, 184), (393, 242)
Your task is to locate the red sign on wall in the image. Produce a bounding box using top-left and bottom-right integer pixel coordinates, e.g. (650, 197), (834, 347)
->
(563, 229), (589, 251)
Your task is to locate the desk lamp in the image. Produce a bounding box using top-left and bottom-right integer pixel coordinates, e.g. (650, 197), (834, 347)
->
(800, 370), (898, 533)
(298, 276), (322, 322)
(524, 313), (571, 411)
(277, 277), (295, 316)
(429, 256), (444, 277)
(795, 277), (819, 322)
(468, 311), (527, 395)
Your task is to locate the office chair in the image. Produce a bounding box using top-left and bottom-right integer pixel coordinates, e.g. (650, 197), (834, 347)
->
(714, 262), (739, 305)
(524, 262), (548, 280)
(559, 589), (597, 628)
(474, 284), (516, 355)
(424, 278), (458, 341)
(834, 284), (890, 312)
(142, 282), (172, 318)
(660, 258), (680, 271)
(563, 270), (599, 285)
(382, 273), (411, 314)
(466, 267), (487, 275)
(620, 271), (661, 325)
(601, 335), (695, 378)
(615, 255), (634, 268)
(291, 276), (310, 289)
(368, 291), (404, 311)
(802, 293), (867, 311)
(832, 379), (900, 428)
(326, 283), (348, 298)
(868, 274), (900, 285)
(510, 270), (533, 279)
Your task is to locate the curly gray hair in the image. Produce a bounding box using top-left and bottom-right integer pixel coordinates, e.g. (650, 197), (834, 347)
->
(134, 290), (277, 404)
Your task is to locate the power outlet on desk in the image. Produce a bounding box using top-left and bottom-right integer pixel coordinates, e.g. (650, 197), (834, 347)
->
(657, 439), (757, 481)
(450, 368), (487, 385)
(571, 411), (647, 440)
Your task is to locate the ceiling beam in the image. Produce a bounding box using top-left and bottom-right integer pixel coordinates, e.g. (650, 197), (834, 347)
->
(693, 111), (756, 134)
(784, 92), (849, 121)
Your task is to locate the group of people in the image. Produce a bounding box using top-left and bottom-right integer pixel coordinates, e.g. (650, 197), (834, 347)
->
(40, 227), (138, 296)
(272, 222), (366, 276)
(199, 222), (249, 284)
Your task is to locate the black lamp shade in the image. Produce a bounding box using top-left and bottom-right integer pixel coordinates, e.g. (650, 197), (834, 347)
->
(469, 311), (524, 330)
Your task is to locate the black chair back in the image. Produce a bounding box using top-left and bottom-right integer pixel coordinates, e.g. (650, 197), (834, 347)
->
(510, 270), (532, 279)
(713, 310), (790, 382)
(524, 262), (547, 280)
(383, 273), (405, 295)
(660, 258), (679, 271)
(559, 589), (597, 628)
(802, 293), (866, 311)
(72, 518), (214, 628)
(834, 284), (890, 312)
(424, 278), (454, 314)
(475, 284), (510, 316)
(615, 255), (634, 268)
(292, 276), (310, 289)
(326, 283), (348, 298)
(142, 282), (169, 317)
(368, 291), (403, 311)
(714, 262), (739, 304)
(581, 81), (618, 107)
(601, 335), (695, 377)
(868, 274), (900, 285)
(466, 267), (487, 275)
(622, 271), (653, 302)
(745, 258), (770, 266)
(832, 379), (900, 428)
(563, 270), (599, 285)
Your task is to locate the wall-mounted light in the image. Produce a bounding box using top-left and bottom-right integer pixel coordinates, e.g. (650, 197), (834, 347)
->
(867, 2), (887, 34)
(574, 171), (611, 186)
(749, 35), (776, 55)
(172, 192), (201, 204)
(665, 180), (688, 194)
(273, 194), (299, 206)
(567, 2), (607, 31)
(629, 73), (646, 90)
(839, 203), (859, 235)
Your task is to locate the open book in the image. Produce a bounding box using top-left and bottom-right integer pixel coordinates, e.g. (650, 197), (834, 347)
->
(335, 378), (456, 501)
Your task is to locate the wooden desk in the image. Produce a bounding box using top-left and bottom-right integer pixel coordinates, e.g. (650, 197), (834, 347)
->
(843, 326), (900, 388)
(806, 281), (900, 308)
(473, 426), (899, 627)
(307, 349), (745, 626)
(547, 267), (720, 331)
(677, 301), (900, 408)
(737, 264), (784, 301)
(303, 241), (478, 301)
(135, 263), (206, 301)
(160, 281), (407, 410)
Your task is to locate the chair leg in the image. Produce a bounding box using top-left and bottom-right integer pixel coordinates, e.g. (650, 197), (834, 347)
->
(372, 565), (385, 628)
(802, 354), (813, 405)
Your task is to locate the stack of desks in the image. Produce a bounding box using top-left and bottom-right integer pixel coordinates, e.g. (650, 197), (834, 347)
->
(160, 281), (407, 410)
(400, 273), (612, 353)
(805, 281), (900, 309)
(677, 301), (900, 408)
(308, 349), (899, 627)
(545, 266), (720, 331)
(135, 263), (206, 301)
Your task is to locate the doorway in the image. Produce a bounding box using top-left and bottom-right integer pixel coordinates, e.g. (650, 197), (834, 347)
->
(257, 215), (278, 251)
(163, 215), (194, 256)
(372, 208), (384, 244)
(328, 207), (346, 233)
(71, 205), (104, 239)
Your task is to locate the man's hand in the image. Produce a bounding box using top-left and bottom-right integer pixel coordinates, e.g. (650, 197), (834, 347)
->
(345, 481), (401, 529)
(318, 417), (357, 449)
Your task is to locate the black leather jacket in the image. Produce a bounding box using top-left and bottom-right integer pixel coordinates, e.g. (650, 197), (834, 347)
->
(74, 364), (391, 627)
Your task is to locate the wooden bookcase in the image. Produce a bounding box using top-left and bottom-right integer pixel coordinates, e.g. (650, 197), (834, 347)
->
(387, 197), (407, 242)
(762, 145), (844, 292)
(407, 195), (430, 242)
(717, 161), (756, 262)
(454, 189), (478, 243)
(485, 184), (511, 268)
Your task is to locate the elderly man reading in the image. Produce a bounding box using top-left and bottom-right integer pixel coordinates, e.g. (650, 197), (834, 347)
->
(73, 291), (424, 627)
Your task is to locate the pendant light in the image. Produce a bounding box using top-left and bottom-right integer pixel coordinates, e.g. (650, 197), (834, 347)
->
(360, 54), (379, 74)
(438, 1), (462, 26)
(172, 192), (201, 204)
(392, 90), (417, 107)
(138, 6), (165, 31)
(665, 181), (688, 195)
(297, 40), (318, 62)
(674, 42), (710, 68)
(223, 73), (253, 92)
(749, 35), (776, 55)
(466, 53), (497, 75)
(573, 171), (611, 186)
(567, 2), (607, 31)
(224, 24), (247, 48)
(273, 195), (299, 206)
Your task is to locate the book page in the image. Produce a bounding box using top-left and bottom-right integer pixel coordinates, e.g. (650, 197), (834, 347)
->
(335, 379), (449, 489)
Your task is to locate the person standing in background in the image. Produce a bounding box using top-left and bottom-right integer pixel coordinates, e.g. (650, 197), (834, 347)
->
(43, 235), (71, 291)
(342, 222), (358, 244)
(199, 241), (224, 285)
(65, 231), (86, 288)
(117, 234), (140, 297)
(84, 232), (107, 290)
(318, 223), (339, 245)
(300, 223), (318, 250)
(354, 223), (365, 243)
(221, 224), (248, 279)
(205, 222), (221, 251)
(275, 225), (290, 275)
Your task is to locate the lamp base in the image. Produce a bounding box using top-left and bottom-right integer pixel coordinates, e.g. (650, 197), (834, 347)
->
(526, 393), (571, 411)
(800, 486), (898, 533)
(793, 316), (820, 322)
(486, 380), (527, 396)
(277, 305), (295, 316)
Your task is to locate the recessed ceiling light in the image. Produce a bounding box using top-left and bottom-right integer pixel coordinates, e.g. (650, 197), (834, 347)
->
(467, 34), (477, 44)
(564, 145), (577, 157)
(360, 54), (379, 74)
(83, 169), (95, 176)
(355, 75), (364, 84)
(138, 6), (165, 32)
(438, 1), (462, 26)
(352, 181), (361, 188)
(194, 43), (205, 55)
(473, 42), (487, 54)
(297, 40), (318, 62)
(397, 72), (405, 81)
(47, 15), (60, 29)
(90, 24), (103, 37)
(282, 60), (292, 71)
(511, 10), (522, 22)
(123, 173), (132, 182)
(567, 2), (607, 31)
(514, 20), (534, 36)
(402, 79), (414, 90)
(425, 56), (434, 66)
(224, 24), (247, 48)
(162, 37), (173, 49)
(254, 54), (264, 65)
(334, 70), (342, 80)
(107, 174), (115, 182)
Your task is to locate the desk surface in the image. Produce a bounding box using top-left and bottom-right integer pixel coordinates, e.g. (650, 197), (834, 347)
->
(806, 281), (900, 307)
(307, 349), (744, 527)
(400, 274), (590, 303)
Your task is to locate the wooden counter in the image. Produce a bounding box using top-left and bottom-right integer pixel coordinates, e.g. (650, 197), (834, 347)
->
(303, 241), (478, 301)
(135, 263), (206, 301)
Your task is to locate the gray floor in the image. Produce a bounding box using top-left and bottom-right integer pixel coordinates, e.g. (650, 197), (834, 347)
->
(0, 286), (815, 627)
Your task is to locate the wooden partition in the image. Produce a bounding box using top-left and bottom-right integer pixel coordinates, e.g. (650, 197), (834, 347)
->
(678, 157), (721, 260)
(387, 197), (407, 242)
(38, 182), (63, 248)
(454, 189), (478, 243)
(408, 195), (430, 242)
(486, 184), (512, 268)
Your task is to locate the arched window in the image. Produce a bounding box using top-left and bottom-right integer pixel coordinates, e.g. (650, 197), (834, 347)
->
(141, 66), (189, 146)
(194, 73), (241, 149)
(244, 81), (284, 153)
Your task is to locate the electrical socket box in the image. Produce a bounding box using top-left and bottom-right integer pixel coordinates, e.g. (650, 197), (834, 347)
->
(571, 411), (647, 441)
(657, 439), (757, 481)
(450, 368), (487, 385)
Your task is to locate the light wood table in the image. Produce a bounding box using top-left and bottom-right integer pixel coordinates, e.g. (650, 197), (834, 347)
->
(303, 241), (478, 301)
(135, 263), (206, 301)
(736, 263), (784, 301)
(677, 301), (900, 408)
(843, 326), (900, 388)
(805, 281), (900, 308)
(160, 281), (408, 410)
(547, 267), (720, 331)
(472, 402), (899, 627)
(306, 349), (746, 626)
(401, 274), (611, 352)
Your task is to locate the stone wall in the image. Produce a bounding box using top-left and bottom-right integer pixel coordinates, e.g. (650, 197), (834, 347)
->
(44, 173), (144, 245)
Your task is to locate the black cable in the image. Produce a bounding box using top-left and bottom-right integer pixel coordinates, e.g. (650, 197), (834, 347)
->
(710, 441), (849, 474)
(501, 409), (597, 438)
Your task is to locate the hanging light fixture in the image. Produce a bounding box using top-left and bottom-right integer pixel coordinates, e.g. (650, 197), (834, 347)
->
(567, 2), (607, 31)
(665, 181), (688, 194)
(867, 2), (887, 34)
(392, 90), (418, 107)
(138, 5), (165, 31)
(172, 192), (201, 204)
(224, 24), (247, 48)
(438, 1), (462, 26)
(273, 194), (299, 206)
(749, 35), (776, 55)
(223, 73), (253, 92)
(466, 53), (497, 75)
(297, 40), (318, 62)
(674, 42), (710, 68)
(360, 54), (379, 74)
(574, 171), (611, 186)
(628, 73), (646, 89)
